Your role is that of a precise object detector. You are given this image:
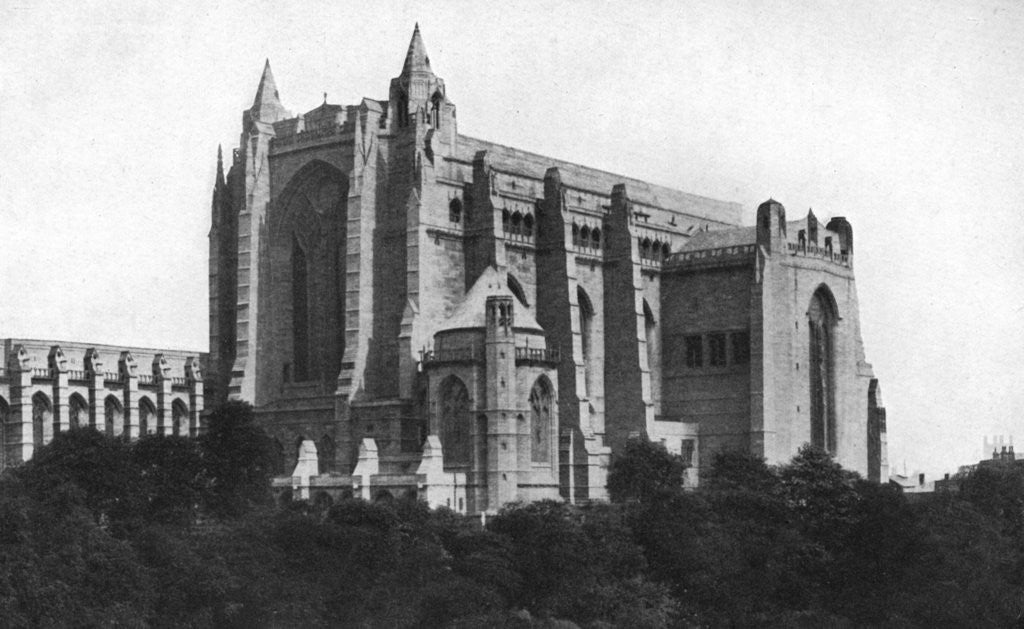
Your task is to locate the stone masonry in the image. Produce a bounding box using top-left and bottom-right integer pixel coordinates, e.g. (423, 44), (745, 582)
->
(207, 25), (887, 513)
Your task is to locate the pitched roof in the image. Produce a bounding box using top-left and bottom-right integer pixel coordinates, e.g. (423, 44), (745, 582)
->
(456, 135), (743, 225)
(681, 226), (757, 251)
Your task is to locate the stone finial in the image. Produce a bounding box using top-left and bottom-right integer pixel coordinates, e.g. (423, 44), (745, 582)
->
(119, 351), (138, 378)
(9, 345), (30, 372)
(48, 345), (68, 373)
(185, 356), (203, 383)
(84, 348), (103, 375)
(152, 354), (172, 380)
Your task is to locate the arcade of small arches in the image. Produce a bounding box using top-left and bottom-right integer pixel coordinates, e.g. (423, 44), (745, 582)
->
(0, 343), (205, 469)
(571, 222), (602, 250)
(501, 207), (536, 240)
(0, 390), (199, 468)
(638, 236), (672, 262)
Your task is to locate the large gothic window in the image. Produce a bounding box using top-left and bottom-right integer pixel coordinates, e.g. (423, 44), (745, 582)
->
(275, 162), (348, 389)
(529, 377), (553, 463)
(808, 287), (838, 453)
(292, 236), (310, 382)
(439, 376), (471, 468)
(577, 287), (595, 398)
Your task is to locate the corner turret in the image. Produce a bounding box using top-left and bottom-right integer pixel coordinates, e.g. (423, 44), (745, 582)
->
(756, 198), (786, 254)
(826, 216), (854, 256)
(389, 24), (453, 136)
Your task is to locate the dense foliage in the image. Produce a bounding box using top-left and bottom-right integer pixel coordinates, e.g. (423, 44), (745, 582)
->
(1, 419), (1022, 627)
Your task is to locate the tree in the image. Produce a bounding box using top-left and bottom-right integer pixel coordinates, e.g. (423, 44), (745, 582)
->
(704, 449), (779, 493)
(607, 436), (688, 503)
(959, 462), (1024, 534)
(15, 427), (142, 526)
(199, 401), (277, 517)
(777, 444), (861, 542)
(131, 434), (205, 526)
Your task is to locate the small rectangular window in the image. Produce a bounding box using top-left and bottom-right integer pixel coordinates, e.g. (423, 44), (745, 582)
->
(708, 333), (727, 367)
(684, 335), (703, 368)
(732, 331), (751, 365)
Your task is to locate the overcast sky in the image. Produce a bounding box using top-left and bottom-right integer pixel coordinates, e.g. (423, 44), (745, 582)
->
(2, 0), (1022, 477)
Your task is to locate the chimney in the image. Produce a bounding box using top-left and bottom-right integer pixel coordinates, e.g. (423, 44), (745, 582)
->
(918, 473), (925, 486)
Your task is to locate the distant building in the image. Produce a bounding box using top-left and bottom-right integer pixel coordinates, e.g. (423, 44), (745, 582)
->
(926, 437), (1019, 493)
(983, 435), (1014, 462)
(1, 339), (206, 469)
(890, 471), (933, 494)
(207, 26), (888, 512)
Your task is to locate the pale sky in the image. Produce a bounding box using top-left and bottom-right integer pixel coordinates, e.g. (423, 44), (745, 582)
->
(2, 1), (1022, 477)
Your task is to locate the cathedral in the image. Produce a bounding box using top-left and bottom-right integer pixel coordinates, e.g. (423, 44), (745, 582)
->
(207, 25), (888, 513)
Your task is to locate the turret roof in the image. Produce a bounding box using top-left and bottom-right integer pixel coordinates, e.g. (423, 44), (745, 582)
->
(402, 23), (433, 76)
(251, 59), (287, 121)
(439, 266), (543, 333)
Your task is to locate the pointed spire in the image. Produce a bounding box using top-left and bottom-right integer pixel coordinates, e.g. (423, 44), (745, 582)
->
(216, 144), (224, 182)
(251, 59), (287, 122)
(402, 23), (433, 75)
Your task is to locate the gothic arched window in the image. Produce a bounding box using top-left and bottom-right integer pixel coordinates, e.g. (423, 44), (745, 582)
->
(431, 93), (442, 129)
(0, 396), (8, 469)
(274, 439), (287, 476)
(398, 91), (410, 127)
(449, 197), (462, 223)
(32, 392), (52, 447)
(507, 273), (529, 307)
(529, 377), (553, 463)
(439, 376), (471, 468)
(139, 397), (156, 436)
(319, 434), (337, 474)
(577, 286), (595, 398)
(69, 393), (88, 430)
(104, 396), (122, 437)
(808, 287), (838, 453)
(172, 400), (189, 436)
(292, 236), (310, 382)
